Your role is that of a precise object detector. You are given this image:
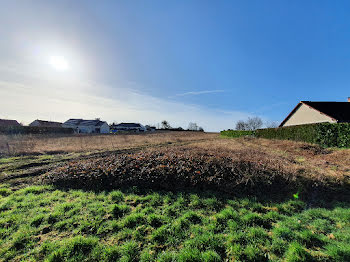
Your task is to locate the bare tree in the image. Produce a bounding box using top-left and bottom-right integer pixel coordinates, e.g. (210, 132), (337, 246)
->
(235, 117), (263, 131)
(265, 121), (279, 128)
(246, 117), (263, 130)
(235, 120), (248, 130)
(188, 122), (199, 131)
(161, 120), (171, 129)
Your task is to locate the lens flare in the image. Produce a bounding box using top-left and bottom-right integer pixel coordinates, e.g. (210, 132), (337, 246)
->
(49, 56), (69, 71)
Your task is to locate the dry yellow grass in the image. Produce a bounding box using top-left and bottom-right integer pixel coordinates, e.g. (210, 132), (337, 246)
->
(1, 133), (349, 189)
(0, 131), (218, 156)
(189, 137), (350, 184)
(39, 135), (350, 198)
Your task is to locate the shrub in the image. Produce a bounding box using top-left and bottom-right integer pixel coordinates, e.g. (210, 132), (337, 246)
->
(220, 130), (255, 138)
(255, 125), (317, 144)
(315, 123), (350, 148)
(0, 126), (74, 135)
(255, 123), (350, 148)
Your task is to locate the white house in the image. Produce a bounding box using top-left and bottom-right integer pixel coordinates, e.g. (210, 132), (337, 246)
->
(62, 119), (110, 134)
(280, 98), (350, 127)
(29, 120), (62, 128)
(110, 123), (147, 132)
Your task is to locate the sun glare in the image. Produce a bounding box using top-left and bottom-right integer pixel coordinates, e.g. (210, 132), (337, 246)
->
(49, 56), (69, 71)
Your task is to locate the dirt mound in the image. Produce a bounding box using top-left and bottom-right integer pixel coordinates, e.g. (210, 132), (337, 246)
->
(41, 146), (349, 199)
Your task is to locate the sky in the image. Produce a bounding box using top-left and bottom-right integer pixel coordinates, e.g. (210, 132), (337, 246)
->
(1, 0), (350, 131)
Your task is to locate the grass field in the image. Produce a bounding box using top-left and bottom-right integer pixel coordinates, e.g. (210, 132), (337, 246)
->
(0, 132), (349, 261)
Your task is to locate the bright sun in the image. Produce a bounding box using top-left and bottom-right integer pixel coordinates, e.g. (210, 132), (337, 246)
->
(49, 56), (69, 71)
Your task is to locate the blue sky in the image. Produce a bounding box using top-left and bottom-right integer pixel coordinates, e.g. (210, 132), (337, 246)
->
(0, 1), (349, 131)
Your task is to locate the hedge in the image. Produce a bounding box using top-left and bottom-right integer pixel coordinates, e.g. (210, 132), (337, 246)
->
(255, 124), (318, 144)
(221, 123), (350, 148)
(314, 123), (350, 148)
(220, 130), (255, 138)
(255, 123), (350, 148)
(0, 126), (74, 135)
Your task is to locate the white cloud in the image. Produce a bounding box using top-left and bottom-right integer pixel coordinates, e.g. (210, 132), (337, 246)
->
(173, 89), (225, 97)
(0, 78), (250, 132)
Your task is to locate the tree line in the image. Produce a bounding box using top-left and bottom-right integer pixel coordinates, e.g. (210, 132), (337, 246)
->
(235, 117), (278, 131)
(160, 120), (204, 132)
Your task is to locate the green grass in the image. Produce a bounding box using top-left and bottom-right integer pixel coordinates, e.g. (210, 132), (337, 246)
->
(0, 184), (349, 261)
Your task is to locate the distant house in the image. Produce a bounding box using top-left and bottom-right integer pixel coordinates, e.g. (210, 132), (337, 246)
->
(110, 123), (147, 133)
(145, 125), (156, 132)
(29, 119), (62, 128)
(280, 98), (350, 127)
(62, 119), (110, 134)
(0, 119), (21, 127)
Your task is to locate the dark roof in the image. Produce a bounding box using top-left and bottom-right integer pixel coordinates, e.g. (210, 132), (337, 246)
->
(302, 102), (350, 122)
(0, 119), (21, 127)
(63, 119), (107, 127)
(113, 123), (142, 128)
(280, 101), (350, 126)
(30, 120), (62, 127)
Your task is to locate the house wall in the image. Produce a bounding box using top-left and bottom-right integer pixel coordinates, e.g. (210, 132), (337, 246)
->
(283, 103), (336, 126)
(78, 123), (109, 133)
(63, 122), (109, 133)
(78, 126), (94, 133)
(100, 123), (110, 133)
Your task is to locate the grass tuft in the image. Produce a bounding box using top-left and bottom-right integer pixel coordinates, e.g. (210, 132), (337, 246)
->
(112, 204), (131, 218)
(285, 242), (312, 262)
